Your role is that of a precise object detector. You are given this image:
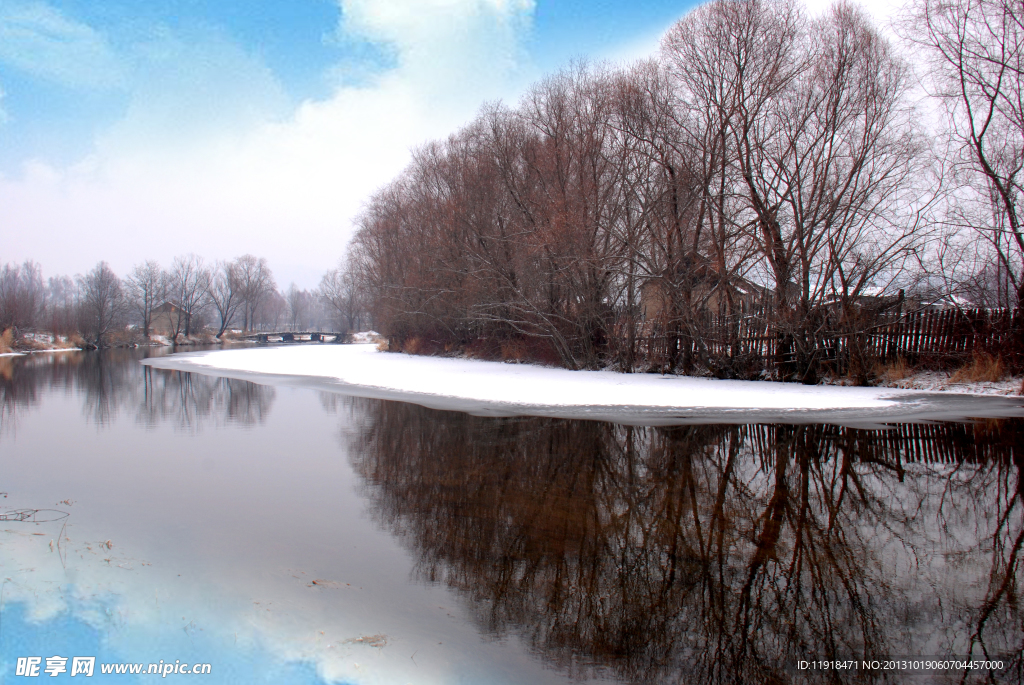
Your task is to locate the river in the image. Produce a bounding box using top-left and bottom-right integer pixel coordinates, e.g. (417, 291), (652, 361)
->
(1, 349), (1021, 683)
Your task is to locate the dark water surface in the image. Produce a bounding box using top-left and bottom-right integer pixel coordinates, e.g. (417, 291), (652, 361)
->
(1, 350), (1021, 684)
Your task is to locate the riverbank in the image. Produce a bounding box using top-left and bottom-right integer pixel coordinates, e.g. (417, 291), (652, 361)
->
(0, 331), (82, 355)
(142, 343), (1024, 425)
(860, 370), (1023, 396)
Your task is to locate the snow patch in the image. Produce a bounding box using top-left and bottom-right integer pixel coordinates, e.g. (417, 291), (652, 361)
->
(866, 371), (1023, 396)
(142, 344), (1024, 425)
(348, 330), (383, 344)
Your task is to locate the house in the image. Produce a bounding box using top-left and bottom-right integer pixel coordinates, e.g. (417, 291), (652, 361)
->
(639, 269), (765, 325)
(150, 302), (183, 336)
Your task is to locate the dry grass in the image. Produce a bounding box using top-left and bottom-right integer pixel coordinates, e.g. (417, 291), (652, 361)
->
(19, 337), (52, 351)
(874, 357), (912, 383)
(950, 352), (1006, 384)
(500, 339), (528, 363)
(376, 338), (392, 352)
(0, 328), (13, 354)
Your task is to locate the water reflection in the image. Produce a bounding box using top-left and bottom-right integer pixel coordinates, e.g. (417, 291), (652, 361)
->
(135, 365), (275, 429)
(6, 352), (1022, 683)
(350, 402), (1024, 683)
(0, 350), (275, 435)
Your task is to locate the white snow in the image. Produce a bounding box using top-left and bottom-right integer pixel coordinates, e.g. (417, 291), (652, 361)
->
(142, 343), (1024, 424)
(348, 330), (382, 344)
(873, 370), (1023, 396)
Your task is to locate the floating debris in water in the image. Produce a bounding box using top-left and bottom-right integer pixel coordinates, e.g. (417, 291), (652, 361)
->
(344, 635), (387, 648)
(309, 579), (341, 588)
(0, 509), (68, 522)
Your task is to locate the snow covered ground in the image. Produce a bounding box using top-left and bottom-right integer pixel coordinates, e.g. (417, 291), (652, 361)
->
(873, 370), (1023, 396)
(348, 331), (382, 344)
(0, 348), (79, 356)
(141, 343), (1024, 425)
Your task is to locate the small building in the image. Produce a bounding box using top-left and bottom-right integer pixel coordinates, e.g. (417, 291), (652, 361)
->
(640, 272), (765, 325)
(151, 302), (183, 336)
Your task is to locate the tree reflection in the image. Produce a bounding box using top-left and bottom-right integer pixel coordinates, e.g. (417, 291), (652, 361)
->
(350, 403), (1023, 684)
(0, 350), (275, 436)
(0, 352), (81, 435)
(929, 420), (1024, 677)
(136, 365), (274, 430)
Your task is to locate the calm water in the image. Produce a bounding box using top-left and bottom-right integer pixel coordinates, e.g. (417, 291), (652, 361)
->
(1, 349), (1022, 684)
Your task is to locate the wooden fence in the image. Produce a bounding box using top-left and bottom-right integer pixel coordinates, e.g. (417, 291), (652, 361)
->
(863, 307), (1021, 365)
(640, 307), (1023, 375)
(745, 421), (1021, 467)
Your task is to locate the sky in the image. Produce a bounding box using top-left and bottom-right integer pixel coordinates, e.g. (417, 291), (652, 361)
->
(0, 0), (897, 290)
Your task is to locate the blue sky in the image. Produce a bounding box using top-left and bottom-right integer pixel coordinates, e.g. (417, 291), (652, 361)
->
(0, 0), (690, 152)
(0, 0), (742, 287)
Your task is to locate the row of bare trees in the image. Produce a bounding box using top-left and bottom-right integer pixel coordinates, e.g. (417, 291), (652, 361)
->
(0, 254), (366, 346)
(131, 253), (281, 339)
(1, 260), (130, 345)
(346, 0), (1023, 380)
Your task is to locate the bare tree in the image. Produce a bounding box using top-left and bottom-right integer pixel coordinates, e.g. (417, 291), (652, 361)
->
(235, 255), (276, 332)
(771, 3), (925, 383)
(125, 260), (166, 338)
(0, 260), (45, 336)
(45, 275), (78, 337)
(286, 284), (314, 330)
(664, 0), (924, 382)
(78, 261), (125, 345)
(208, 260), (243, 338)
(169, 254), (211, 339)
(320, 263), (365, 333)
(909, 0), (1024, 308)
(639, 38), (757, 373)
(255, 289), (287, 330)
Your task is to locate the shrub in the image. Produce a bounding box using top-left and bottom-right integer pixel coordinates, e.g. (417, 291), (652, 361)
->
(950, 352), (1005, 384)
(0, 328), (12, 354)
(501, 339), (528, 363)
(874, 357), (912, 383)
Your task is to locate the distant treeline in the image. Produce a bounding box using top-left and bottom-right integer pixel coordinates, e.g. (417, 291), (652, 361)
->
(346, 0), (1024, 381)
(0, 255), (368, 347)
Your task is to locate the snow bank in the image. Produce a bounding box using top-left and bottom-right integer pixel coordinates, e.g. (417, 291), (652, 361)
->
(349, 330), (382, 344)
(142, 344), (1024, 425)
(873, 370), (1023, 396)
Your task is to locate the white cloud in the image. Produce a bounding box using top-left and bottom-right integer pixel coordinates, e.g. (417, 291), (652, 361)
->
(340, 0), (533, 83)
(0, 0), (537, 288)
(0, 1), (125, 89)
(96, 26), (291, 157)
